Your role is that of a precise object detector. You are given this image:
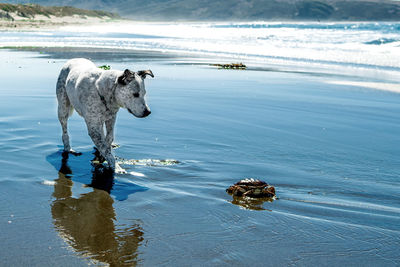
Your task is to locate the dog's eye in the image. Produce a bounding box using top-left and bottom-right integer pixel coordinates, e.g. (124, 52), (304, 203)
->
(133, 93), (140, 98)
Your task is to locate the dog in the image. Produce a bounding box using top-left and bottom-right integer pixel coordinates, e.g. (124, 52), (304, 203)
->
(56, 58), (153, 172)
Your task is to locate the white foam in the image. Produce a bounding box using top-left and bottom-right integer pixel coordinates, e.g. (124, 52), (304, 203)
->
(129, 171), (146, 177)
(41, 180), (56, 186)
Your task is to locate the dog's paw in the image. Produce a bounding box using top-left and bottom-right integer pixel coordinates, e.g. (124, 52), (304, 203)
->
(62, 149), (82, 156)
(115, 168), (127, 174)
(115, 163), (127, 174)
(70, 150), (82, 156)
(111, 143), (120, 149)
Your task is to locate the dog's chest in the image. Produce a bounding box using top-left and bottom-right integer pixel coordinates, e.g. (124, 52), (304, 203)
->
(86, 101), (116, 121)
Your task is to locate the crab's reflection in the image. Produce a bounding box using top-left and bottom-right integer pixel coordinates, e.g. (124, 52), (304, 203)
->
(51, 151), (143, 266)
(229, 195), (275, 211)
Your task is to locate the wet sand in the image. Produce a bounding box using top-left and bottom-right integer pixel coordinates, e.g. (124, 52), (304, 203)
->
(0, 48), (400, 266)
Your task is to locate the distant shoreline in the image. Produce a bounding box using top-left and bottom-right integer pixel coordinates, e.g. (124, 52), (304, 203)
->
(2, 18), (399, 32)
(0, 3), (121, 31)
(0, 16), (124, 31)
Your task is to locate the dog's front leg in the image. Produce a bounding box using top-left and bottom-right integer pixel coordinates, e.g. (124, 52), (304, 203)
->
(105, 115), (117, 148)
(105, 116), (126, 174)
(86, 120), (115, 170)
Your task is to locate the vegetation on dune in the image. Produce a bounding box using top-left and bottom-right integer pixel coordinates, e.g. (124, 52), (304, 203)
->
(0, 3), (120, 19)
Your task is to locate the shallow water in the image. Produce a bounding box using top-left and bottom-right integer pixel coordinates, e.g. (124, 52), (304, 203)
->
(0, 48), (400, 266)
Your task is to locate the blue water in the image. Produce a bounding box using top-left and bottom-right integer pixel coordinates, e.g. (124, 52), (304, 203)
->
(0, 22), (400, 266)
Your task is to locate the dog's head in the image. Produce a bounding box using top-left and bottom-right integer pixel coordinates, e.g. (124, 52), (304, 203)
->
(116, 69), (154, 118)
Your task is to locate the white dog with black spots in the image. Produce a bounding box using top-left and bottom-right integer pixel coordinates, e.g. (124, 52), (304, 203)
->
(56, 58), (153, 173)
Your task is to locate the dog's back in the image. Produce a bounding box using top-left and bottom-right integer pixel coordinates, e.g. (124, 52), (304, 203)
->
(56, 58), (102, 117)
(56, 58), (98, 96)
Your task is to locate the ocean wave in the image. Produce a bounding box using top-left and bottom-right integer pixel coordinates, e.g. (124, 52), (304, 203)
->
(364, 38), (399, 45)
(210, 22), (400, 32)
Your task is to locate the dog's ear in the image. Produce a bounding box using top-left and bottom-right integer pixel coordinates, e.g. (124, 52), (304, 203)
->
(118, 69), (134, 85)
(137, 70), (154, 79)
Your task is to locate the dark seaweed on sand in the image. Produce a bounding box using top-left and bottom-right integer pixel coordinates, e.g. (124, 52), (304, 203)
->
(212, 63), (247, 70)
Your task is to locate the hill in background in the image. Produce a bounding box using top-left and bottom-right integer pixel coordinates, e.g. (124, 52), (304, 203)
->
(0, 3), (119, 19)
(2, 0), (400, 21)
(0, 3), (120, 28)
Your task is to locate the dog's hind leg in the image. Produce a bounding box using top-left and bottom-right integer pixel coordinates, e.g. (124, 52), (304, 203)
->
(56, 69), (74, 152)
(57, 98), (73, 152)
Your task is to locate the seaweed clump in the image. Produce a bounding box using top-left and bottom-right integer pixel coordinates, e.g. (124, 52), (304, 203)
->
(98, 65), (111, 70)
(116, 157), (180, 167)
(212, 63), (247, 70)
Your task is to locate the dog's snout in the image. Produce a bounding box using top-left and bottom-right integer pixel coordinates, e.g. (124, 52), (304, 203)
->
(143, 109), (151, 117)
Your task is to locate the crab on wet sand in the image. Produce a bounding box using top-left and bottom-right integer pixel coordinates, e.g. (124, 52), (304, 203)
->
(226, 178), (276, 198)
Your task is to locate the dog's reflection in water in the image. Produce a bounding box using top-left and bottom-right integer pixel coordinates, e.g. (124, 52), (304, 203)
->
(51, 151), (143, 266)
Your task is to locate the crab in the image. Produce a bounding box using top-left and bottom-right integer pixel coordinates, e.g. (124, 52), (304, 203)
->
(226, 178), (276, 198)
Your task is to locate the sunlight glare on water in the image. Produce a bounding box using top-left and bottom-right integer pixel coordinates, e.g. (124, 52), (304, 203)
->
(1, 22), (400, 72)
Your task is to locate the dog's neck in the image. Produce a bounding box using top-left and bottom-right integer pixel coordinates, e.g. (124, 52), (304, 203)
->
(95, 72), (120, 114)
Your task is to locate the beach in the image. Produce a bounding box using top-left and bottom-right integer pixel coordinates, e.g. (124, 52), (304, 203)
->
(1, 22), (400, 266)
